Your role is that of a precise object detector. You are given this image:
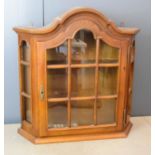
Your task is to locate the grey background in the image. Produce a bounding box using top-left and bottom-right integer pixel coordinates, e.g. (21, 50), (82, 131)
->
(4, 0), (151, 123)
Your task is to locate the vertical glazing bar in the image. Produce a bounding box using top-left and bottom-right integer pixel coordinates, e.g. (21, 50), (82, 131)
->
(94, 39), (100, 125)
(67, 39), (71, 127)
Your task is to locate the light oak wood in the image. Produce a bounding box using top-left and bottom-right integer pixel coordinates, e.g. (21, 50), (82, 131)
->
(18, 121), (132, 144)
(14, 8), (139, 144)
(67, 39), (71, 127)
(47, 64), (68, 69)
(20, 60), (30, 66)
(48, 97), (68, 102)
(13, 8), (139, 35)
(21, 92), (31, 99)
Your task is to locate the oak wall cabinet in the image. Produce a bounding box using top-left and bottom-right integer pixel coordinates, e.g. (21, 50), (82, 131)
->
(14, 8), (139, 144)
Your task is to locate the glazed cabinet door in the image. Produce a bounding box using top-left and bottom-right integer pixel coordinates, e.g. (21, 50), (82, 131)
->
(38, 29), (125, 137)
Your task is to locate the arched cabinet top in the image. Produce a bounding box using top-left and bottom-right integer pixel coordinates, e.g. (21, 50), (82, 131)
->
(13, 7), (139, 37)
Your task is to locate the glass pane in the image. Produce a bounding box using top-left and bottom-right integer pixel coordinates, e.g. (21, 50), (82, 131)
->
(129, 63), (134, 89)
(47, 69), (68, 98)
(72, 29), (96, 64)
(47, 41), (68, 65)
(127, 93), (132, 113)
(71, 100), (94, 127)
(22, 66), (30, 94)
(99, 40), (119, 63)
(98, 67), (118, 95)
(21, 41), (30, 61)
(97, 99), (116, 124)
(23, 97), (31, 123)
(71, 68), (95, 97)
(48, 102), (67, 128)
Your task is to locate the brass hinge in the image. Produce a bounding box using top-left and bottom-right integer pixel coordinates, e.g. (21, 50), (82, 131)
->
(123, 109), (126, 126)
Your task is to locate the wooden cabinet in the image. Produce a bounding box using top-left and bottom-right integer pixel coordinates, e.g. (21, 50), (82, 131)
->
(13, 8), (139, 144)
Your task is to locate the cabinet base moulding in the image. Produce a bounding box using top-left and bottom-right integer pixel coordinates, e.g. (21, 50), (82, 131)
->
(18, 122), (132, 144)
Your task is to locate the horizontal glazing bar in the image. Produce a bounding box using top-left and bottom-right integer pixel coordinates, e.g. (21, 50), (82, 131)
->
(21, 92), (31, 99)
(47, 63), (119, 69)
(47, 65), (68, 69)
(47, 95), (118, 103)
(99, 63), (119, 67)
(71, 64), (96, 68)
(20, 60), (30, 66)
(71, 96), (96, 101)
(48, 97), (68, 102)
(97, 95), (118, 99)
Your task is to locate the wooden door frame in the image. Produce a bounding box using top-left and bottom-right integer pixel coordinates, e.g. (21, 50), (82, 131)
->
(35, 32), (129, 137)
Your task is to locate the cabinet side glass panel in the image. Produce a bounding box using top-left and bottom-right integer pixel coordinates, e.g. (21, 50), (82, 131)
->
(22, 97), (31, 123)
(21, 41), (30, 61)
(20, 41), (31, 123)
(21, 65), (31, 94)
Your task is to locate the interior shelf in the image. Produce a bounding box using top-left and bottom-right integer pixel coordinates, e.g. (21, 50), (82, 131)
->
(47, 62), (119, 69)
(47, 59), (118, 65)
(47, 94), (118, 103)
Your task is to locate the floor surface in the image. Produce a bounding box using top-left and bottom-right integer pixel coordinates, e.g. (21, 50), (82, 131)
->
(4, 116), (151, 155)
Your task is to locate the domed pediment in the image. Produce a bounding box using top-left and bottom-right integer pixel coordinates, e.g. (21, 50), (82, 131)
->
(13, 8), (139, 36)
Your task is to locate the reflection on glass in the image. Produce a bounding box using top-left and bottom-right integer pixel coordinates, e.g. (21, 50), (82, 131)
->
(48, 102), (67, 128)
(98, 67), (118, 95)
(97, 99), (116, 124)
(72, 29), (96, 64)
(71, 100), (94, 127)
(71, 68), (95, 97)
(47, 41), (68, 65)
(23, 97), (31, 123)
(22, 66), (31, 94)
(47, 69), (68, 98)
(21, 41), (30, 61)
(99, 41), (119, 63)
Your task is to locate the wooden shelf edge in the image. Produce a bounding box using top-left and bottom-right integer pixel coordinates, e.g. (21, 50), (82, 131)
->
(18, 122), (132, 144)
(48, 95), (118, 102)
(47, 63), (119, 69)
(71, 96), (96, 101)
(71, 64), (96, 68)
(98, 95), (118, 99)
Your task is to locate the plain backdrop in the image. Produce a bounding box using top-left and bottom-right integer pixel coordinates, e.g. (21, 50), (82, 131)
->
(4, 0), (151, 123)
